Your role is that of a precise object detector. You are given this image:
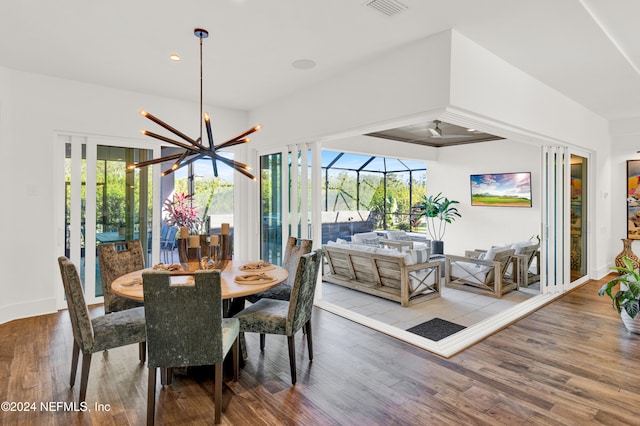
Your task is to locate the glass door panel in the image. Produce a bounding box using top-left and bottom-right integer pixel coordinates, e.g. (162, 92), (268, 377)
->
(570, 154), (587, 281)
(260, 153), (283, 265)
(64, 138), (154, 303)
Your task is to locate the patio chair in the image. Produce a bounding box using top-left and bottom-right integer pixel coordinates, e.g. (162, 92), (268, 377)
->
(160, 226), (178, 263)
(513, 242), (540, 287)
(445, 246), (517, 298)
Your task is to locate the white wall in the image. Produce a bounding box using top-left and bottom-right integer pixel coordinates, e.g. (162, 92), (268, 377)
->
(0, 66), (249, 324)
(250, 31), (453, 149)
(426, 139), (540, 255)
(611, 117), (640, 262)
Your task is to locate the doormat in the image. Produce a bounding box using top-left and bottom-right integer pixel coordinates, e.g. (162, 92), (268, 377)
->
(406, 318), (466, 341)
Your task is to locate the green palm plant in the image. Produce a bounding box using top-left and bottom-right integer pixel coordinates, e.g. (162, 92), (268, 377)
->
(416, 192), (461, 241)
(598, 256), (640, 319)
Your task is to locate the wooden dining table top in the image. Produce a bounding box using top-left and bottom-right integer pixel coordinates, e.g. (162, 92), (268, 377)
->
(111, 260), (288, 301)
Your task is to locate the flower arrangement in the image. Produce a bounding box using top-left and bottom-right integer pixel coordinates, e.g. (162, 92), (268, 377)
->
(163, 192), (199, 233)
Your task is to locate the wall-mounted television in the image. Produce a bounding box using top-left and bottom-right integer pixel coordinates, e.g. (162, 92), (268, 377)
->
(470, 172), (532, 207)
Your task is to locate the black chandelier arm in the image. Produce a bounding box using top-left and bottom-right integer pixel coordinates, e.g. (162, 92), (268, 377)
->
(204, 113), (215, 148)
(127, 152), (184, 170)
(215, 137), (249, 150)
(214, 155), (256, 180)
(217, 125), (261, 147)
(161, 153), (202, 177)
(204, 115), (218, 177)
(142, 130), (198, 152)
(140, 110), (198, 145)
(167, 151), (192, 173)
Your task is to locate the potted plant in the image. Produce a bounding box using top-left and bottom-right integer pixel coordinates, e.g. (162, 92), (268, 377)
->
(598, 256), (640, 334)
(416, 192), (461, 255)
(163, 192), (199, 236)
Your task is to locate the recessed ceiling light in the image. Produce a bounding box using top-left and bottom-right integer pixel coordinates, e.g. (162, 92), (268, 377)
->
(169, 53), (181, 62)
(292, 59), (316, 70)
(467, 128), (476, 132)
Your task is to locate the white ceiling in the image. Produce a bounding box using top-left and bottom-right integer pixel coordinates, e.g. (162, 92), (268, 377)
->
(1, 0), (639, 120)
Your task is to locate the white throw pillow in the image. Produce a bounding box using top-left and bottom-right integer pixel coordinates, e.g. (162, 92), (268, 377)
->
(362, 237), (381, 246)
(408, 248), (430, 264)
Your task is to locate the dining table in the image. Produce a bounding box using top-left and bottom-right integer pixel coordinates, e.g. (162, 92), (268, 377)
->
(112, 259), (288, 370)
(111, 259), (288, 302)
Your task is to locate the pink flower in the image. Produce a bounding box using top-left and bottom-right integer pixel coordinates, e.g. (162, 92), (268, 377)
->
(163, 192), (199, 233)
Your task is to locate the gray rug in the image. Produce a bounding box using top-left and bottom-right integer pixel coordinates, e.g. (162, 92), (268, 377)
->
(406, 318), (466, 341)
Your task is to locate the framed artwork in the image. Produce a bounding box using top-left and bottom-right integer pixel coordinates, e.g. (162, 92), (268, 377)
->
(470, 172), (532, 207)
(627, 160), (640, 239)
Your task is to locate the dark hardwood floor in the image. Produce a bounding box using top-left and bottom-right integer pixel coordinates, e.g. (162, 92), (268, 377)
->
(1, 277), (639, 425)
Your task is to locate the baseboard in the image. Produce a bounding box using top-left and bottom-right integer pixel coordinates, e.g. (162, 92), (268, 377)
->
(0, 298), (58, 325)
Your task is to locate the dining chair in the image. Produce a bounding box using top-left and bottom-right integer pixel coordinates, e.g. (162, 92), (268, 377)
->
(97, 240), (145, 314)
(57, 256), (147, 403)
(233, 249), (322, 385)
(143, 269), (239, 425)
(246, 236), (312, 303)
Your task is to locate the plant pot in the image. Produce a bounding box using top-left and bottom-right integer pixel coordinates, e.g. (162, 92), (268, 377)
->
(431, 240), (444, 255)
(621, 310), (640, 334)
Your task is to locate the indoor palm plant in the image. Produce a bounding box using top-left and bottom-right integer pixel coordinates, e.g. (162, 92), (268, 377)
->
(598, 256), (640, 334)
(416, 192), (461, 255)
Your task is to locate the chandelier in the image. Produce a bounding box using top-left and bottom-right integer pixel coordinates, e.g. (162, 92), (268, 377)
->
(128, 28), (260, 180)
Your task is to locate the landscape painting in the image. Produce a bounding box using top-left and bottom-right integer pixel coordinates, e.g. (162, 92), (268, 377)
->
(470, 172), (532, 207)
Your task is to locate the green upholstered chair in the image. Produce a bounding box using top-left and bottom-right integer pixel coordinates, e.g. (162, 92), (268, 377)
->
(234, 250), (322, 385)
(97, 240), (145, 313)
(142, 269), (239, 425)
(57, 256), (147, 403)
(246, 236), (313, 303)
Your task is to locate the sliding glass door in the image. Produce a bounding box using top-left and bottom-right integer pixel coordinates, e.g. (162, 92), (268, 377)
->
(58, 135), (159, 306)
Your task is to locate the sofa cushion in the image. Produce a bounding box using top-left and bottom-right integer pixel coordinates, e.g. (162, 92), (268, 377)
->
(511, 241), (535, 254)
(450, 261), (490, 285)
(361, 237), (381, 246)
(409, 248), (430, 264)
(386, 230), (407, 240)
(351, 232), (380, 245)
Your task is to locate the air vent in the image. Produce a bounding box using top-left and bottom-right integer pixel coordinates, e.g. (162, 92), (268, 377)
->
(364, 0), (408, 17)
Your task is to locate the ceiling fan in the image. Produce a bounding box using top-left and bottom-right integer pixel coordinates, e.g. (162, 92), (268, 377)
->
(427, 120), (474, 139)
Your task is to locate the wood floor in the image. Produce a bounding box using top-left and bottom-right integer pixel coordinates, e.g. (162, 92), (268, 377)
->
(1, 276), (639, 425)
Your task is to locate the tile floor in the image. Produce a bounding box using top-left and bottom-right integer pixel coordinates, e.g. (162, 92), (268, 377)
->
(320, 278), (540, 330)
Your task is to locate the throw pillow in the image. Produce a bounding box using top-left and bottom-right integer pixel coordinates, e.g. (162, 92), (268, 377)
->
(362, 237), (380, 246)
(409, 248), (429, 264)
(397, 235), (413, 241)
